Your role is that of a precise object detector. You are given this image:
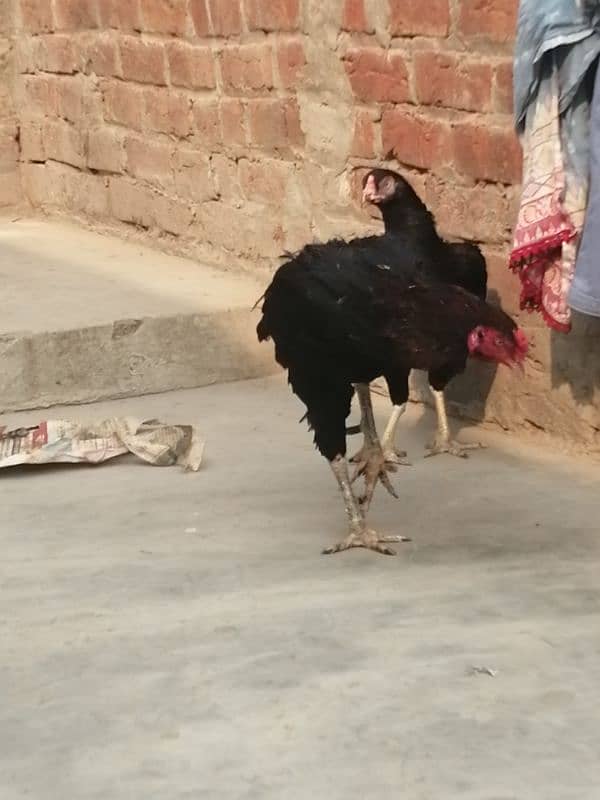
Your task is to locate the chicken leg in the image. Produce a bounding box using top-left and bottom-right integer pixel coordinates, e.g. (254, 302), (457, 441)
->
(322, 455), (410, 555)
(350, 384), (401, 511)
(425, 388), (485, 458)
(350, 384), (410, 468)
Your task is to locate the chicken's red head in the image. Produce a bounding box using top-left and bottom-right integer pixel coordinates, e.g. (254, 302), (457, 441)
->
(467, 326), (528, 368)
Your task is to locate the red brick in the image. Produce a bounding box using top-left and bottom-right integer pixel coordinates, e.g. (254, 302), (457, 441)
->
(20, 122), (46, 161)
(344, 48), (410, 103)
(80, 32), (119, 77)
(283, 97), (304, 146)
(87, 126), (125, 172)
(210, 153), (239, 199)
(174, 148), (214, 202)
(97, 0), (142, 30)
(200, 199), (284, 257)
(389, 0), (450, 36)
(424, 175), (514, 243)
(168, 42), (215, 89)
(458, 0), (518, 43)
(144, 87), (192, 137)
(109, 177), (156, 227)
(189, 0), (210, 35)
(238, 158), (292, 201)
(0, 124), (20, 171)
(220, 98), (246, 146)
(21, 74), (59, 117)
(342, 0), (372, 32)
(246, 0), (299, 32)
(120, 37), (167, 85)
(54, 0), (99, 30)
(452, 121), (522, 184)
(494, 60), (514, 114)
(277, 40), (306, 89)
(248, 97), (303, 150)
(102, 80), (144, 129)
(43, 119), (86, 168)
(56, 76), (86, 123)
(14, 37), (37, 73)
(140, 0), (188, 35)
(0, 171), (22, 207)
(19, 0), (54, 33)
(220, 45), (274, 92)
(125, 134), (174, 186)
(192, 100), (222, 147)
(248, 99), (283, 149)
(414, 51), (492, 112)
(21, 163), (51, 206)
(207, 0), (242, 35)
(350, 111), (377, 158)
(36, 34), (78, 74)
(382, 109), (452, 171)
(154, 194), (194, 235)
(63, 169), (110, 217)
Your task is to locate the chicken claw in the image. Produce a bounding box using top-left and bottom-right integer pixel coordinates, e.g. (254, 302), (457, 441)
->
(323, 526), (411, 556)
(350, 444), (410, 467)
(351, 446), (399, 511)
(425, 437), (485, 459)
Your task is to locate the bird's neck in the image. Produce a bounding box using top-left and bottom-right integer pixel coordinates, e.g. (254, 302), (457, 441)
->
(380, 203), (437, 239)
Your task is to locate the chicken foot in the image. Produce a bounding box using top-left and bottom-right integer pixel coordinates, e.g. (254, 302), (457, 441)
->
(425, 388), (485, 459)
(350, 384), (401, 510)
(323, 455), (410, 556)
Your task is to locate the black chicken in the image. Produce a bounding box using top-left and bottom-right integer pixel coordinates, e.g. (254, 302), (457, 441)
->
(352, 168), (489, 463)
(257, 240), (527, 556)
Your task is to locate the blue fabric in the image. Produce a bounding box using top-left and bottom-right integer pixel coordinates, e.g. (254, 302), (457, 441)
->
(514, 0), (600, 131)
(569, 67), (600, 314)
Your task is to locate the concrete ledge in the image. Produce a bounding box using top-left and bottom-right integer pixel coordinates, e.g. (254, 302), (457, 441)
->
(0, 308), (277, 412)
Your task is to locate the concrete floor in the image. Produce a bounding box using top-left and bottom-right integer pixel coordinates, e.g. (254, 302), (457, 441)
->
(2, 376), (600, 799)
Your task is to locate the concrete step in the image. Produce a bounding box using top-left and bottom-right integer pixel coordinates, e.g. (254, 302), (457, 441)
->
(0, 217), (277, 411)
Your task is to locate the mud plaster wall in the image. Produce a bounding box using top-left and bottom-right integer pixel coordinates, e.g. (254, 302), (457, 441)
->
(1, 0), (22, 205)
(7, 0), (600, 449)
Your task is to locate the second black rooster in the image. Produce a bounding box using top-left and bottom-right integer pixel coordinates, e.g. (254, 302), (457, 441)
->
(352, 168), (489, 463)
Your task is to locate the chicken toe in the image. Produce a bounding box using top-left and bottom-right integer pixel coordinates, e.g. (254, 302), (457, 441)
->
(351, 445), (399, 511)
(322, 527), (410, 556)
(350, 443), (409, 467)
(425, 437), (485, 459)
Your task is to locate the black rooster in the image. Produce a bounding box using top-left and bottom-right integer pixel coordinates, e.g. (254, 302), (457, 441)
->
(257, 239), (527, 556)
(351, 168), (489, 463)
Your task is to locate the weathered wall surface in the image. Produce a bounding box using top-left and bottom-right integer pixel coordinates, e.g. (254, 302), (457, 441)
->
(0, 0), (22, 206)
(6, 0), (600, 448)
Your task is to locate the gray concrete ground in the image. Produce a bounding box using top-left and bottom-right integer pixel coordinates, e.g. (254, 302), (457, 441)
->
(0, 218), (275, 410)
(2, 375), (600, 799)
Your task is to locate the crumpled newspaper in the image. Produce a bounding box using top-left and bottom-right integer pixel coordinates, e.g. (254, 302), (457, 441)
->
(0, 418), (204, 472)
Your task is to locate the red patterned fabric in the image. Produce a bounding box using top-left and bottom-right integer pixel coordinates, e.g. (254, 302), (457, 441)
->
(510, 73), (580, 333)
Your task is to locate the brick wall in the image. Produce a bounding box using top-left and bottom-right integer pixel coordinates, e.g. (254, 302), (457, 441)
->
(7, 0), (600, 446)
(0, 0), (22, 207)
(11, 0), (520, 273)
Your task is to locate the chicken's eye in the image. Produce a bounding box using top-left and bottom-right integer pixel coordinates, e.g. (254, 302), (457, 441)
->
(494, 337), (503, 347)
(477, 329), (485, 340)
